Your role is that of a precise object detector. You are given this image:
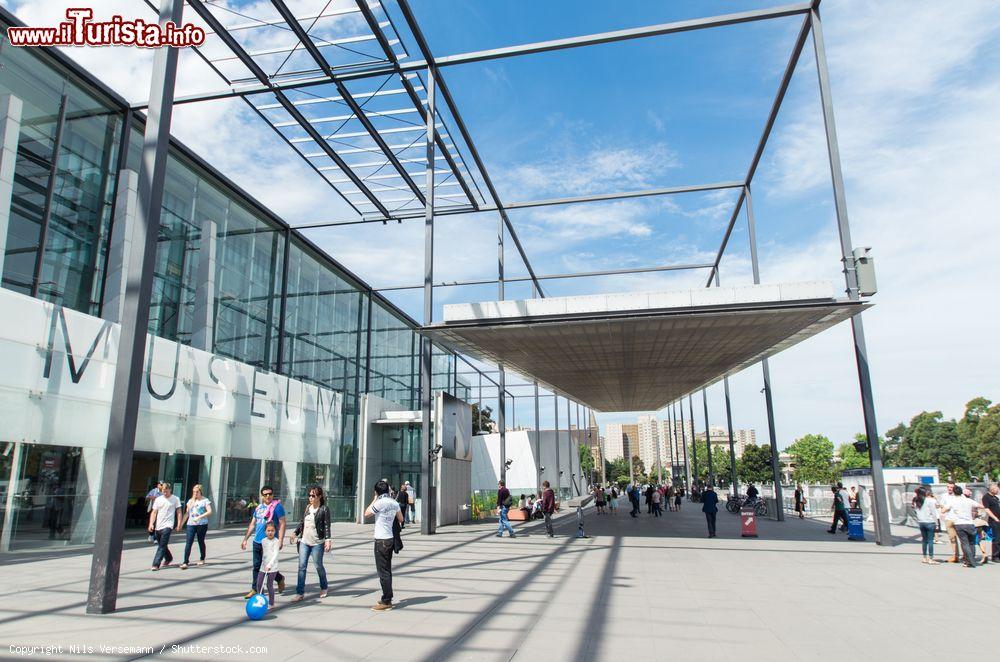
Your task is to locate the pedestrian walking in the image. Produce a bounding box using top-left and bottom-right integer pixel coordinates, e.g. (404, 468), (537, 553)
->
(702, 484), (719, 538)
(145, 480), (163, 543)
(148, 482), (181, 570)
(541, 480), (556, 536)
(290, 485), (331, 602)
(674, 486), (683, 512)
(594, 486), (606, 514)
(241, 485), (286, 598)
(364, 479), (403, 610)
(644, 485), (654, 514)
(982, 483), (1000, 562)
(828, 483), (848, 534)
(940, 486), (983, 567)
(608, 486), (618, 515)
(794, 484), (806, 519)
(495, 480), (516, 538)
(396, 482), (410, 529)
(255, 521), (280, 609)
(651, 486), (662, 517)
(940, 483), (960, 562)
(628, 484), (640, 517)
(912, 486), (939, 564)
(180, 484), (212, 569)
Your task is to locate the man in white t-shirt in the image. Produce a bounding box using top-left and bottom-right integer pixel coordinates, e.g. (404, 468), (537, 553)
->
(364, 479), (403, 611)
(939, 483), (960, 563)
(148, 483), (182, 570)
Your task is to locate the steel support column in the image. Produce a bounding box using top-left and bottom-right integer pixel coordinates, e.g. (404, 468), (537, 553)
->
(419, 66), (436, 536)
(554, 393), (561, 496)
(744, 185), (784, 520)
(724, 377), (738, 495)
(533, 382), (541, 494)
(498, 371), (506, 483)
(811, 6), (891, 544)
(689, 395), (698, 486)
(680, 399), (690, 489)
(86, 0), (184, 615)
(702, 388), (714, 487)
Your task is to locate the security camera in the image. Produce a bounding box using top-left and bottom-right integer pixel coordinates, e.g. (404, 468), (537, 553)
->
(505, 459), (513, 468)
(539, 466), (545, 472)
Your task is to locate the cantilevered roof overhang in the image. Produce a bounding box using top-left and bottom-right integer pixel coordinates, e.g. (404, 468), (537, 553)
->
(425, 282), (869, 412)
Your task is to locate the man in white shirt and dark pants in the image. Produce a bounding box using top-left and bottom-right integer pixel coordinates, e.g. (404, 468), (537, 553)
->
(148, 483), (182, 570)
(365, 479), (403, 611)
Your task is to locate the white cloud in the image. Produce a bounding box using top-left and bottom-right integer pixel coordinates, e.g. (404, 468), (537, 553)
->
(714, 0), (1000, 448)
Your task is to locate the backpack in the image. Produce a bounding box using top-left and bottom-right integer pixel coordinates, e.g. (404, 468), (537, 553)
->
(502, 493), (513, 508)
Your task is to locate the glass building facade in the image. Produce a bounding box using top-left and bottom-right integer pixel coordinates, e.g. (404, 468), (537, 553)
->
(0, 12), (470, 551)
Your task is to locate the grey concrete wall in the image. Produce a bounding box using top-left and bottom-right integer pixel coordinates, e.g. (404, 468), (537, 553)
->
(102, 169), (139, 324)
(436, 456), (471, 527)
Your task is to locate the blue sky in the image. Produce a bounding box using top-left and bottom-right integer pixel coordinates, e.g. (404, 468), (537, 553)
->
(8, 0), (1000, 451)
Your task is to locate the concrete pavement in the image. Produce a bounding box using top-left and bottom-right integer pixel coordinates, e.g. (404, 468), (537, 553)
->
(1, 502), (991, 661)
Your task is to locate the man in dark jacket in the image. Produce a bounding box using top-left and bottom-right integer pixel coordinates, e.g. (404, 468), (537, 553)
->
(540, 480), (556, 537)
(644, 485), (654, 514)
(702, 484), (720, 537)
(629, 485), (640, 518)
(496, 480), (516, 538)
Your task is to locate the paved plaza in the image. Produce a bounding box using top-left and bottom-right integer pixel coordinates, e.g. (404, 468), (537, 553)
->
(1, 505), (990, 662)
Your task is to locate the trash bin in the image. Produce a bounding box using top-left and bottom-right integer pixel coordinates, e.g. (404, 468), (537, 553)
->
(740, 506), (758, 538)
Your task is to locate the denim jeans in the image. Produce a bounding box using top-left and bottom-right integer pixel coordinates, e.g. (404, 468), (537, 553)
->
(497, 506), (515, 536)
(918, 522), (935, 558)
(152, 527), (173, 567)
(296, 542), (328, 595)
(183, 524), (207, 564)
(252, 541), (285, 589)
(374, 539), (394, 604)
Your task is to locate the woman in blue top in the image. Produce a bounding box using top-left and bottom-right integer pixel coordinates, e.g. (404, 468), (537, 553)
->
(180, 484), (212, 569)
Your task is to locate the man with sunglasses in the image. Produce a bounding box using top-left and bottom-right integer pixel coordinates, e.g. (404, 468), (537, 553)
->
(241, 485), (286, 598)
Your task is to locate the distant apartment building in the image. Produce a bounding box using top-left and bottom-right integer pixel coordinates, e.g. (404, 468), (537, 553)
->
(604, 423), (638, 461)
(694, 425), (756, 459)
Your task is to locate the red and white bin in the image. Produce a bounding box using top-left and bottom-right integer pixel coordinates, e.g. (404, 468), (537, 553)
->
(740, 506), (758, 537)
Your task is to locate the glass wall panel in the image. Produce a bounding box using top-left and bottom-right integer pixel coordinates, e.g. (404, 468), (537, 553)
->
(368, 302), (418, 408)
(8, 443), (100, 550)
(223, 458), (261, 526)
(213, 199), (282, 369)
(0, 30), (122, 316)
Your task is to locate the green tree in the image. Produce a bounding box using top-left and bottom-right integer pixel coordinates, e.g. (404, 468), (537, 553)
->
(687, 439), (729, 485)
(786, 434), (835, 483)
(973, 403), (1000, 479)
(579, 443), (595, 482)
(631, 456), (646, 480)
(738, 443), (773, 484)
(472, 404), (494, 435)
(889, 411), (969, 480)
(607, 458), (630, 485)
(958, 397), (993, 478)
(836, 435), (871, 471)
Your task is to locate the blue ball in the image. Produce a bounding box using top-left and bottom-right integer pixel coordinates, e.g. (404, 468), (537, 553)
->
(246, 593), (269, 620)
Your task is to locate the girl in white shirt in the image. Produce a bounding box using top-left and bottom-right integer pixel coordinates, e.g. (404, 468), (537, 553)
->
(911, 487), (939, 564)
(256, 522), (280, 607)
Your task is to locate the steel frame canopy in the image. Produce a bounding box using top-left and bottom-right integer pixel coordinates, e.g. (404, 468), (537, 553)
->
(115, 0), (892, 545)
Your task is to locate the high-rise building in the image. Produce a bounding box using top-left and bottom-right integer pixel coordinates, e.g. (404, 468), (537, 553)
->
(604, 423), (638, 462)
(638, 414), (673, 476)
